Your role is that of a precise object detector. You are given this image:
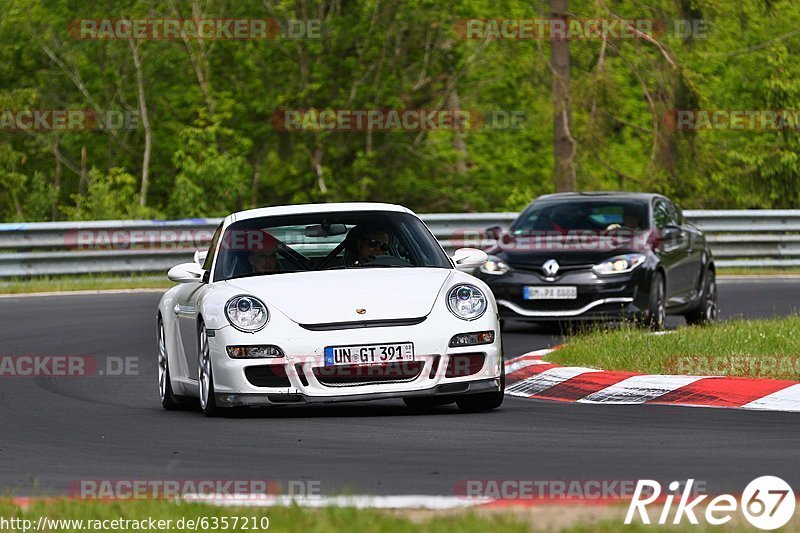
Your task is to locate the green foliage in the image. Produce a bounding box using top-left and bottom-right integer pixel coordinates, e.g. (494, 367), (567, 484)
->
(20, 171), (57, 221)
(170, 111), (252, 217)
(63, 167), (156, 220)
(0, 0), (799, 221)
(723, 44), (800, 208)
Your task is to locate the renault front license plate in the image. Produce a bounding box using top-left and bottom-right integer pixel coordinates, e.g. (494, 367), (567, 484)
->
(523, 286), (578, 300)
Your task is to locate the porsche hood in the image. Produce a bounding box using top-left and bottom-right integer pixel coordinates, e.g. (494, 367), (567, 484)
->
(223, 268), (453, 324)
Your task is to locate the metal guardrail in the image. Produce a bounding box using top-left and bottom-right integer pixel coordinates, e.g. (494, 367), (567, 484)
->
(1, 210), (799, 277)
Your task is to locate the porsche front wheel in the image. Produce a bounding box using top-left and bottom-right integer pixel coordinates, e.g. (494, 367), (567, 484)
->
(198, 322), (220, 417)
(456, 360), (505, 413)
(157, 316), (181, 410)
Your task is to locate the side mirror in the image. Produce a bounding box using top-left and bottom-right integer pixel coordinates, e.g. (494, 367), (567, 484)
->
(193, 250), (208, 266)
(168, 262), (206, 283)
(659, 225), (689, 251)
(663, 224), (684, 239)
(451, 247), (488, 272)
(485, 225), (502, 240)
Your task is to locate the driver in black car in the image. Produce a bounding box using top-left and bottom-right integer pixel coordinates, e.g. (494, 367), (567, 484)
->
(352, 228), (391, 265)
(607, 205), (643, 232)
(622, 206), (643, 229)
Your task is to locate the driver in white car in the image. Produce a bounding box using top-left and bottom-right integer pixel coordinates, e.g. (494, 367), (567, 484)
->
(353, 228), (391, 265)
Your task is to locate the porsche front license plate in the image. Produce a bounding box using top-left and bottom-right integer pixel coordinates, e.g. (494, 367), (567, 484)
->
(324, 343), (414, 366)
(524, 286), (578, 300)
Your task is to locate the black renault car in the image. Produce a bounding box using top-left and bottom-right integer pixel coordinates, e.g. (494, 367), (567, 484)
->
(475, 192), (718, 329)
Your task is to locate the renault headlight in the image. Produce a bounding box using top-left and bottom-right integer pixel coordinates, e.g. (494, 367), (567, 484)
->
(447, 284), (488, 320)
(479, 255), (511, 275)
(592, 253), (646, 275)
(225, 295), (269, 332)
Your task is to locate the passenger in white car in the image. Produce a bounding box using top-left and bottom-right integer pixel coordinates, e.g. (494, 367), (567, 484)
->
(247, 232), (280, 274)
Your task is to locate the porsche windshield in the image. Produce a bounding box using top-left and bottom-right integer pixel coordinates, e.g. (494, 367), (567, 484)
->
(212, 211), (451, 281)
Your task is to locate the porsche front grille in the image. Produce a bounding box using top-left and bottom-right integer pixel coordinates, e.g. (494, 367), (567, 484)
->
(299, 317), (427, 331)
(312, 361), (424, 387)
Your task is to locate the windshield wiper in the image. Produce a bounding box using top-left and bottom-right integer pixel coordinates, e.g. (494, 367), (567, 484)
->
(320, 265), (361, 271)
(320, 263), (410, 271)
(226, 270), (304, 281)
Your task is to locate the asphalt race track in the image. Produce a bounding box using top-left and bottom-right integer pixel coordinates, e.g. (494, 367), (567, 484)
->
(1, 279), (799, 497)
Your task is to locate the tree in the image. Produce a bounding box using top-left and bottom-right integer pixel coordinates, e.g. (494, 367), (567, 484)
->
(551, 0), (576, 192)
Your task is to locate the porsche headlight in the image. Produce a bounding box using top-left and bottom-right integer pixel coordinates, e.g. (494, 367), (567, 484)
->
(479, 255), (511, 275)
(225, 295), (269, 332)
(447, 284), (488, 320)
(592, 253), (646, 275)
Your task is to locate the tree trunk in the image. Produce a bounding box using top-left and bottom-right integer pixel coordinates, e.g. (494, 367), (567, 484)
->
(311, 147), (327, 194)
(79, 145), (88, 195)
(52, 141), (62, 220)
(551, 0), (576, 192)
(250, 143), (266, 207)
(130, 39), (151, 207)
(448, 84), (469, 177)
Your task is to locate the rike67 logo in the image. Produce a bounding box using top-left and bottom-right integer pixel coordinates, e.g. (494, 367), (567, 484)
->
(626, 477), (795, 530)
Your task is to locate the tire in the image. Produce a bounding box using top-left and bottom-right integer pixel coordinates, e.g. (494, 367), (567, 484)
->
(684, 269), (719, 326)
(456, 359), (505, 413)
(198, 322), (221, 417)
(643, 271), (666, 331)
(403, 396), (455, 410)
(157, 317), (182, 410)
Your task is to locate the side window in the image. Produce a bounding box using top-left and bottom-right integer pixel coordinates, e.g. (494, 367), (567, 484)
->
(669, 201), (683, 225)
(203, 223), (222, 271)
(653, 201), (671, 230)
(513, 209), (540, 232)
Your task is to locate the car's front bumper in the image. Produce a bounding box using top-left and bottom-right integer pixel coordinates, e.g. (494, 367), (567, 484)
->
(479, 267), (652, 322)
(204, 309), (502, 406)
(214, 377), (501, 407)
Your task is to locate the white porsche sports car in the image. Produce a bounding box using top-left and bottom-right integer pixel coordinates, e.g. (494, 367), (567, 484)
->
(157, 203), (504, 416)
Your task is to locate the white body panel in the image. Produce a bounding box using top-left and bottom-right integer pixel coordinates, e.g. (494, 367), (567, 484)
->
(224, 268), (450, 324)
(157, 203), (501, 407)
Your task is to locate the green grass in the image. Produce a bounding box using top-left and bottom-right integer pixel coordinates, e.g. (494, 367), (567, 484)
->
(0, 498), (529, 533)
(0, 274), (172, 294)
(1, 499), (797, 532)
(550, 316), (800, 380)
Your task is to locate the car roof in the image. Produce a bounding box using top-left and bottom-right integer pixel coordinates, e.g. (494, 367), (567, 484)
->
(535, 191), (660, 201)
(230, 202), (413, 222)
(529, 191), (664, 206)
